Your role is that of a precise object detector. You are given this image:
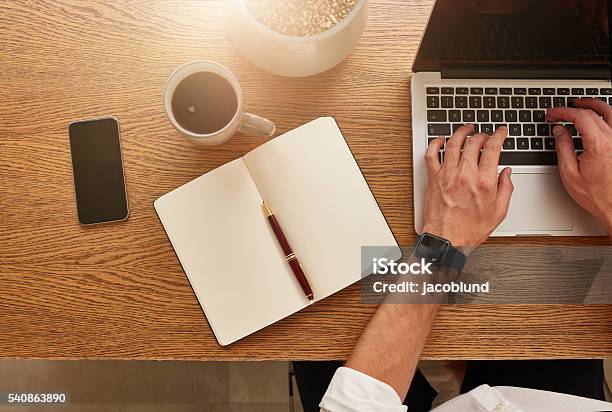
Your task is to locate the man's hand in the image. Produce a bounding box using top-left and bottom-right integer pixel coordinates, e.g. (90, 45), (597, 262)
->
(547, 98), (612, 234)
(422, 125), (514, 247)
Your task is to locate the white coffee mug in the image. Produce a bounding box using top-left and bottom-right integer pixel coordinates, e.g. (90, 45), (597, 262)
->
(164, 60), (275, 146)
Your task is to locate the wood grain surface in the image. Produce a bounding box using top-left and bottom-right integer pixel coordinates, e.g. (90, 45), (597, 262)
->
(1, 0), (612, 360)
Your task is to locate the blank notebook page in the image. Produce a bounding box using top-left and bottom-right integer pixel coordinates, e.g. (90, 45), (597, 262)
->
(244, 117), (398, 301)
(154, 159), (306, 346)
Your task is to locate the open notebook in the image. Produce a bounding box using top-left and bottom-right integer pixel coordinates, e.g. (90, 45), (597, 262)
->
(154, 117), (400, 345)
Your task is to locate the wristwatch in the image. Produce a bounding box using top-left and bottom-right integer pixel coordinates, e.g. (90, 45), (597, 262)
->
(414, 232), (467, 273)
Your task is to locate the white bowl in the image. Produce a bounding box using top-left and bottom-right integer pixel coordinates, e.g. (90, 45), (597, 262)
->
(229, 0), (368, 77)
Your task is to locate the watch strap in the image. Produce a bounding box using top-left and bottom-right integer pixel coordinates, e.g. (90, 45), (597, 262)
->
(441, 246), (467, 273)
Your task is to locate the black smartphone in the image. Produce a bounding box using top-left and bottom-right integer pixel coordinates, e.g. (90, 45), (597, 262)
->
(68, 117), (129, 225)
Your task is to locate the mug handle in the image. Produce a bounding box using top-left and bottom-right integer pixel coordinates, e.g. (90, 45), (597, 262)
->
(239, 112), (276, 137)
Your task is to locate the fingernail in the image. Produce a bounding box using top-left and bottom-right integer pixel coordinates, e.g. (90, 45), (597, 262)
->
(499, 126), (507, 130)
(553, 125), (564, 137)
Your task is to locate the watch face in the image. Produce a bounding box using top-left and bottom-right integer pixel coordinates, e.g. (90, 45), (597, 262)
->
(415, 233), (450, 262)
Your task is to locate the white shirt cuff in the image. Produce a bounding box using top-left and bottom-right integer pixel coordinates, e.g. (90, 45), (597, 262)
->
(320, 367), (408, 412)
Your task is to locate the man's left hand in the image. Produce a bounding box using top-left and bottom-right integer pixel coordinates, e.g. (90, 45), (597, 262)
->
(422, 125), (514, 247)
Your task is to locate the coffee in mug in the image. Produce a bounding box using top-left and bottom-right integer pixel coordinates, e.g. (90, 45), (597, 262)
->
(164, 61), (275, 146)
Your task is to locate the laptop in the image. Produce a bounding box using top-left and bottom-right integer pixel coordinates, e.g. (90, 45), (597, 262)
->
(412, 0), (611, 236)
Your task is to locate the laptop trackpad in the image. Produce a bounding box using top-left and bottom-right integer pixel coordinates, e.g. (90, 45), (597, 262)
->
(498, 173), (572, 232)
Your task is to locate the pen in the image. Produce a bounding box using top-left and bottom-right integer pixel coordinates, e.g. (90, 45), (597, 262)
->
(262, 201), (314, 302)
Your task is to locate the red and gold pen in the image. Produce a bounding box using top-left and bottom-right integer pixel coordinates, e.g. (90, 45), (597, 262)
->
(263, 201), (314, 302)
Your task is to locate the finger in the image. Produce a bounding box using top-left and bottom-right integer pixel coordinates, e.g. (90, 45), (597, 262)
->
(444, 124), (473, 167)
(479, 126), (507, 176)
(460, 133), (488, 167)
(495, 167), (514, 222)
(573, 97), (612, 126)
(547, 106), (607, 149)
(424, 136), (444, 177)
(553, 125), (580, 182)
(547, 106), (608, 132)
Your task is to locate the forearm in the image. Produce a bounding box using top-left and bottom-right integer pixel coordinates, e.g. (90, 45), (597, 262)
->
(345, 303), (439, 400)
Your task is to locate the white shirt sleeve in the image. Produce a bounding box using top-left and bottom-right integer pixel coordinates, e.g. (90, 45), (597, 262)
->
(319, 367), (407, 412)
(320, 368), (612, 412)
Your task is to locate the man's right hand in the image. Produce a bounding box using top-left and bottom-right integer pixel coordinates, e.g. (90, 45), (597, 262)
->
(547, 98), (612, 234)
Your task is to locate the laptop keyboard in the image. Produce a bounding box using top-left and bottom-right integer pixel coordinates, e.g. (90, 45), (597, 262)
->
(425, 86), (612, 165)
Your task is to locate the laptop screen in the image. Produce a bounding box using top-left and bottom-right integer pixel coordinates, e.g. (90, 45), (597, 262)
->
(413, 0), (611, 79)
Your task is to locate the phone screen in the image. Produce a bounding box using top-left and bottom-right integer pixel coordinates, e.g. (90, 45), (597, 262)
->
(69, 117), (128, 225)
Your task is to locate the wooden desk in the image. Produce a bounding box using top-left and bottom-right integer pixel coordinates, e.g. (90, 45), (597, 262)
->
(1, 0), (611, 361)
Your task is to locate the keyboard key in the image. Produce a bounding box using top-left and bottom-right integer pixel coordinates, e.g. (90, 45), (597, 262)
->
(528, 88), (542, 95)
(537, 124), (550, 136)
(566, 124), (578, 136)
(557, 88), (570, 95)
(428, 137), (438, 146)
(455, 96), (468, 108)
(427, 96), (439, 108)
(470, 87), (483, 95)
(463, 110), (476, 122)
(505, 110), (518, 122)
(586, 88), (598, 95)
(427, 110), (447, 122)
(573, 138), (583, 150)
(441, 96), (454, 108)
(454, 124), (479, 135)
(428, 123), (451, 136)
(449, 110), (461, 122)
(533, 110), (546, 122)
(477, 110), (489, 122)
(544, 138), (556, 150)
(481, 124), (494, 134)
(499, 151), (558, 165)
(503, 138), (515, 150)
(571, 88), (584, 95)
(539, 97), (552, 108)
(441, 87), (454, 94)
(519, 110), (531, 122)
(523, 124), (536, 136)
(517, 138), (530, 150)
(525, 97), (538, 108)
(438, 151), (443, 163)
(491, 110), (503, 122)
(469, 96), (482, 108)
(543, 88), (556, 95)
(514, 88), (527, 95)
(601, 88), (612, 95)
(609, 97), (612, 105)
(485, 88), (498, 95)
(426, 87), (440, 94)
(567, 97), (577, 107)
(530, 138), (543, 150)
(553, 97), (565, 107)
(483, 96), (496, 108)
(500, 88), (512, 95)
(509, 124), (521, 136)
(498, 97), (510, 108)
(456, 87), (469, 94)
(495, 124), (507, 130)
(597, 97), (607, 103)
(511, 97), (524, 108)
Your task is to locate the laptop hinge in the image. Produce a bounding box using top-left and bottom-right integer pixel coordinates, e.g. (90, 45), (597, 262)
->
(441, 68), (610, 81)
